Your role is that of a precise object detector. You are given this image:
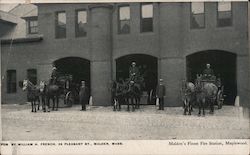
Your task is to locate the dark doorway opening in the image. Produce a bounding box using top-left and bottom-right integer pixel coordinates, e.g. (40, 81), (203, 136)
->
(186, 50), (237, 105)
(116, 54), (158, 104)
(54, 57), (91, 94)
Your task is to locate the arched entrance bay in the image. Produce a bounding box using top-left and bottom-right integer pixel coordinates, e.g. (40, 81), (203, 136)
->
(186, 50), (237, 105)
(116, 54), (158, 104)
(54, 57), (91, 99)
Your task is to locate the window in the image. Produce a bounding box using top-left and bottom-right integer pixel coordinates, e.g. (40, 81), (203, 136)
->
(191, 2), (205, 29)
(7, 70), (16, 93)
(141, 3), (153, 33)
(118, 5), (130, 34)
(217, 2), (232, 27)
(27, 69), (37, 85)
(55, 11), (66, 38)
(75, 10), (87, 37)
(27, 19), (38, 34)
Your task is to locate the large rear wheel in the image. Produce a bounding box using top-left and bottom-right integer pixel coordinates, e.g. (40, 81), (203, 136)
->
(65, 91), (74, 107)
(217, 90), (223, 109)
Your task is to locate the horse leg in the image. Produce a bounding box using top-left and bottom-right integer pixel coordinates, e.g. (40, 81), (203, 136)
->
(202, 98), (205, 116)
(135, 97), (138, 109)
(42, 95), (46, 112)
(31, 100), (34, 112)
(209, 98), (214, 114)
(56, 96), (59, 111)
(114, 100), (116, 111)
(118, 100), (121, 111)
(46, 97), (50, 112)
(197, 98), (201, 116)
(40, 96), (43, 111)
(135, 97), (137, 110)
(183, 99), (187, 115)
(52, 97), (55, 111)
(118, 97), (121, 111)
(37, 97), (40, 111)
(42, 96), (45, 112)
(127, 97), (130, 111)
(137, 97), (140, 109)
(35, 100), (37, 112)
(131, 97), (135, 112)
(188, 99), (192, 115)
(34, 99), (37, 112)
(113, 99), (116, 111)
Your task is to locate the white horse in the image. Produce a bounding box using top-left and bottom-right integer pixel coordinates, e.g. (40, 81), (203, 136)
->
(181, 80), (195, 115)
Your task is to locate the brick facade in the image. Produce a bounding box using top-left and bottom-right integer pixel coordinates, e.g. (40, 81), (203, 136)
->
(1, 2), (249, 107)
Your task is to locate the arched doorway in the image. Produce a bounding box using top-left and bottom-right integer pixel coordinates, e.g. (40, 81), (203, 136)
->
(116, 54), (158, 104)
(186, 50), (237, 105)
(54, 57), (91, 93)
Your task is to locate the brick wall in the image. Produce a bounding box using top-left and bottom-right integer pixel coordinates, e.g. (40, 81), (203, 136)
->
(1, 2), (249, 107)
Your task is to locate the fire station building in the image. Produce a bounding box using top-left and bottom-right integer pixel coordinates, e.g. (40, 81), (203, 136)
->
(1, 2), (249, 108)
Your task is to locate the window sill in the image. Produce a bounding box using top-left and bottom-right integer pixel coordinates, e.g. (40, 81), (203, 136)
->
(55, 37), (67, 40)
(75, 36), (87, 38)
(216, 25), (233, 29)
(6, 92), (17, 94)
(117, 33), (130, 36)
(139, 31), (154, 35)
(28, 33), (39, 35)
(190, 27), (205, 30)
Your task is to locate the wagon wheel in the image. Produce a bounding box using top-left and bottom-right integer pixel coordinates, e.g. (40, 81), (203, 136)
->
(65, 91), (74, 107)
(217, 90), (223, 109)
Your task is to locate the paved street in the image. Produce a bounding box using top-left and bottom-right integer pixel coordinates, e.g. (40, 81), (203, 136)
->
(1, 103), (249, 140)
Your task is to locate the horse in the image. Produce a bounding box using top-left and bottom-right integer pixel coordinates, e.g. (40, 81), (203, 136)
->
(39, 81), (49, 112)
(22, 80), (41, 112)
(195, 75), (218, 116)
(127, 74), (144, 109)
(181, 80), (195, 115)
(125, 81), (142, 112)
(41, 80), (61, 111)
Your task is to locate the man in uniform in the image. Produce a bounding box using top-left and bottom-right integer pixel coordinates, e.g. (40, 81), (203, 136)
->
(156, 79), (166, 110)
(79, 81), (89, 111)
(203, 64), (214, 79)
(50, 64), (59, 84)
(129, 61), (139, 80)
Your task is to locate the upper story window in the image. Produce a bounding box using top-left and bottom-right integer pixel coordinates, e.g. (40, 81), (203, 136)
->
(217, 2), (232, 27)
(27, 69), (37, 85)
(27, 19), (38, 34)
(75, 10), (87, 37)
(141, 3), (153, 33)
(118, 5), (130, 34)
(191, 2), (205, 29)
(55, 11), (66, 39)
(7, 70), (16, 93)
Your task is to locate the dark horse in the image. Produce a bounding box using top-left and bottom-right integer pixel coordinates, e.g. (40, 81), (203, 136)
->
(22, 80), (41, 112)
(195, 75), (218, 116)
(112, 78), (142, 112)
(40, 80), (60, 111)
(127, 81), (141, 111)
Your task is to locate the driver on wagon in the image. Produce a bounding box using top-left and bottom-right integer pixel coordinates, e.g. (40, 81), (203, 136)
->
(203, 64), (214, 78)
(50, 64), (58, 84)
(129, 61), (139, 80)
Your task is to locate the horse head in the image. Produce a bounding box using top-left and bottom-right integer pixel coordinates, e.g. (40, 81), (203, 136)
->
(22, 79), (28, 91)
(195, 75), (203, 91)
(39, 81), (46, 92)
